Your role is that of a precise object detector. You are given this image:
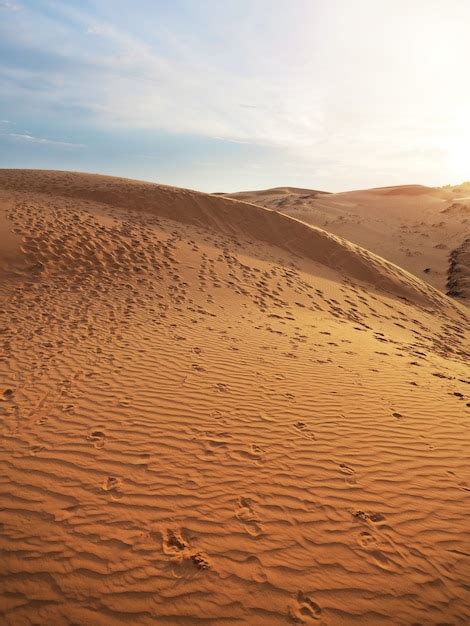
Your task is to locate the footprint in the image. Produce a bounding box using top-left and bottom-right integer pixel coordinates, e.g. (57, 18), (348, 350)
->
(206, 437), (228, 449)
(162, 530), (210, 570)
(210, 409), (224, 420)
(88, 430), (106, 448)
(358, 530), (377, 548)
(353, 510), (385, 524)
(251, 444), (265, 457)
(103, 476), (119, 491)
(189, 552), (210, 570)
(339, 463), (354, 475)
(102, 476), (122, 498)
(191, 363), (205, 372)
(293, 421), (316, 440)
(233, 444), (266, 464)
(370, 549), (392, 571)
(163, 529), (188, 554)
(246, 555), (268, 583)
(236, 497), (264, 537)
(339, 463), (356, 485)
(30, 445), (44, 455)
(54, 503), (80, 523)
(288, 591), (322, 623)
(2, 388), (14, 400)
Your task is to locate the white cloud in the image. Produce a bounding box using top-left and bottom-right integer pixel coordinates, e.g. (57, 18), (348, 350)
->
(3, 132), (86, 148)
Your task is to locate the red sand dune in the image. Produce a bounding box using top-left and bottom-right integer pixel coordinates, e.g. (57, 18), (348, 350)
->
(1, 170), (469, 625)
(223, 183), (470, 302)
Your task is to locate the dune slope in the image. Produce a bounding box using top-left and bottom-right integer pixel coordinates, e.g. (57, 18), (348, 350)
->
(223, 184), (470, 302)
(1, 170), (469, 626)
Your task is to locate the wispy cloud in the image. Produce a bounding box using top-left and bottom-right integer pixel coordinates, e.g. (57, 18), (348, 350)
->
(0, 1), (21, 10)
(1, 1), (470, 189)
(3, 132), (86, 148)
(211, 135), (282, 148)
(0, 2), (327, 148)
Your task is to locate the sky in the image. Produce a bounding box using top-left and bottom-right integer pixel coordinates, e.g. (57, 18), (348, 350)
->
(1, 0), (470, 192)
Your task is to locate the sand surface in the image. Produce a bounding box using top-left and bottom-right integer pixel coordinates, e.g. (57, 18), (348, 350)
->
(1, 170), (469, 625)
(223, 184), (470, 302)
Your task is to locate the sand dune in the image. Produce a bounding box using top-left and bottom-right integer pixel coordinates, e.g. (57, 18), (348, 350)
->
(1, 170), (469, 625)
(223, 183), (470, 302)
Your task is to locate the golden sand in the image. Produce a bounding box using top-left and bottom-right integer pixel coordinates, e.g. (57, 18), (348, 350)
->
(1, 170), (469, 625)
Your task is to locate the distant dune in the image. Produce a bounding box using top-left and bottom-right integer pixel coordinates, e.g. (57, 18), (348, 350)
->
(222, 183), (470, 302)
(1, 170), (469, 625)
(215, 186), (329, 199)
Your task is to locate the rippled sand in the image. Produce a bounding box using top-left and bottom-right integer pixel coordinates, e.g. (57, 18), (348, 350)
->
(1, 170), (469, 625)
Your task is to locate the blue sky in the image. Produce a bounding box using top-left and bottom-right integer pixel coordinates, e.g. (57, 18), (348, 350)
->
(1, 0), (470, 192)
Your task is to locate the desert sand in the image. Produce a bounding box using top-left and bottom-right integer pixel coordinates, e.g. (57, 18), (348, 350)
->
(222, 184), (470, 302)
(1, 170), (469, 625)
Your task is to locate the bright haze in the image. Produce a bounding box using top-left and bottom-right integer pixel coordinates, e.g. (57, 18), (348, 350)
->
(1, 0), (469, 192)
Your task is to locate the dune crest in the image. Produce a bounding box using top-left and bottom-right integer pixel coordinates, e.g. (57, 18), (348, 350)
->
(0, 170), (455, 309)
(0, 170), (469, 626)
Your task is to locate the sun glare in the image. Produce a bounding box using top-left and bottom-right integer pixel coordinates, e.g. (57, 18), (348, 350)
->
(447, 134), (470, 184)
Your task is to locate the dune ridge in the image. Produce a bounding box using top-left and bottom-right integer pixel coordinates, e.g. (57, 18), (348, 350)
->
(222, 183), (470, 303)
(0, 170), (469, 626)
(0, 170), (456, 310)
